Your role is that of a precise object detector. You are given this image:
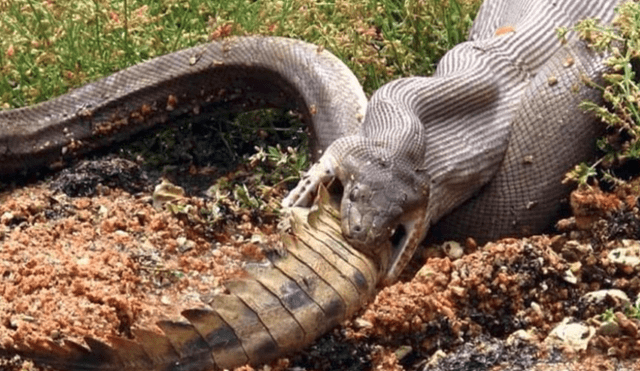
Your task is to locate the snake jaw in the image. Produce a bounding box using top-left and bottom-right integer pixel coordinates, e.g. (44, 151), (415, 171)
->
(382, 206), (430, 285)
(341, 187), (430, 285)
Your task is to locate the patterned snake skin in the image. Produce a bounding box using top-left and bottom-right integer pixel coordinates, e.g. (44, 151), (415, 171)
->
(0, 0), (624, 369)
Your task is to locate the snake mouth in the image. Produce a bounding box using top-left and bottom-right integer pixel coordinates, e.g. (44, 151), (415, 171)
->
(384, 223), (408, 281)
(389, 224), (407, 250)
(381, 208), (429, 285)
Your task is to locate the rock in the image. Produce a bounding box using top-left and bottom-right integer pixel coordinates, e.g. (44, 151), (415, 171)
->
(560, 241), (593, 262)
(426, 349), (447, 368)
(442, 241), (464, 260)
(562, 269), (578, 285)
(608, 240), (640, 270)
(581, 289), (630, 307)
(353, 318), (373, 329)
(615, 312), (639, 337)
(597, 320), (621, 336)
(544, 318), (595, 351)
(1, 212), (14, 225)
(506, 329), (536, 346)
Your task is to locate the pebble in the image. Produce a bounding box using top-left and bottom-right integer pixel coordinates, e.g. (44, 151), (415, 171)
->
(608, 240), (640, 269)
(1, 212), (13, 224)
(597, 320), (621, 336)
(544, 318), (595, 351)
(562, 269), (578, 285)
(581, 289), (630, 306)
(353, 318), (373, 329)
(442, 241), (464, 260)
(506, 329), (536, 346)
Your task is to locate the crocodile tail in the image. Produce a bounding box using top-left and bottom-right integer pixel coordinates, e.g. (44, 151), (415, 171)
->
(4, 189), (381, 371)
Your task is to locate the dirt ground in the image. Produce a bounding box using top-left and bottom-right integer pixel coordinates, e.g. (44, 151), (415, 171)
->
(1, 153), (639, 371)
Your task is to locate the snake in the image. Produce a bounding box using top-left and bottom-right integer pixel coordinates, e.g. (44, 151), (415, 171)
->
(0, 0), (623, 369)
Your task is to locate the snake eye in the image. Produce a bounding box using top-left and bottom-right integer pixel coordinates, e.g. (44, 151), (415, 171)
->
(349, 185), (359, 202)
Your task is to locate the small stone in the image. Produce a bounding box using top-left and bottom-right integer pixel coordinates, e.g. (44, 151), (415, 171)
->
(597, 320), (621, 336)
(1, 212), (13, 225)
(394, 345), (412, 360)
(98, 205), (109, 218)
(450, 285), (466, 297)
(563, 269), (578, 285)
(544, 318), (595, 351)
(415, 265), (436, 278)
(582, 289), (630, 306)
(563, 57), (575, 67)
(561, 241), (593, 262)
(427, 349), (447, 368)
(506, 329), (536, 346)
(465, 237), (477, 250)
(442, 241), (464, 260)
(353, 318), (373, 329)
(250, 234), (264, 244)
(530, 302), (543, 316)
(615, 312), (638, 337)
(608, 241), (640, 269)
(176, 237), (196, 253)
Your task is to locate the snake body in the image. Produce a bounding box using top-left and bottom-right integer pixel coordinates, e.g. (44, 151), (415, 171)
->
(0, 0), (623, 369)
(284, 0), (620, 283)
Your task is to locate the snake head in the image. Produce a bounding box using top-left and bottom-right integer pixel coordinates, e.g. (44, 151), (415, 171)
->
(338, 152), (430, 285)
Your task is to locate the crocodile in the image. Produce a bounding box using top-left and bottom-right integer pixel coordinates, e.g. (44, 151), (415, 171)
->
(0, 0), (626, 370)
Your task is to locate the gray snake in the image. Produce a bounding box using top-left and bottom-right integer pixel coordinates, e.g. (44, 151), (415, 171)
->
(0, 0), (624, 369)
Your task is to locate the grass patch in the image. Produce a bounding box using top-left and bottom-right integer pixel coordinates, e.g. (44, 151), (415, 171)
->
(0, 0), (480, 109)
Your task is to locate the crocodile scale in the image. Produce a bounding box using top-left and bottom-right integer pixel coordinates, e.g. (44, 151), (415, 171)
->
(0, 0), (623, 369)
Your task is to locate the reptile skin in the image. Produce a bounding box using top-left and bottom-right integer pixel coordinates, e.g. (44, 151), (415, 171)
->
(0, 0), (623, 369)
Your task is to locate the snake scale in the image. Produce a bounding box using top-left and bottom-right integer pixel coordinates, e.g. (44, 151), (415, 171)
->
(0, 0), (623, 370)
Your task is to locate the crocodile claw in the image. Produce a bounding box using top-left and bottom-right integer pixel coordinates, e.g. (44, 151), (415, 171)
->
(282, 154), (338, 208)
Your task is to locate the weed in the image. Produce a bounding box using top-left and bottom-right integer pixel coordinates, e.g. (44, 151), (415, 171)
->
(565, 2), (640, 186)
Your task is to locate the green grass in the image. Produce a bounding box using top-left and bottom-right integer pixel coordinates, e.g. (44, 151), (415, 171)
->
(563, 1), (640, 186)
(0, 0), (479, 109)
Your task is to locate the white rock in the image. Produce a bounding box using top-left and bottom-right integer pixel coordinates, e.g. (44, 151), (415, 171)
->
(544, 318), (595, 351)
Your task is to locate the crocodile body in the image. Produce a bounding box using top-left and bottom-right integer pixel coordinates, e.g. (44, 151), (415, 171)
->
(0, 0), (624, 370)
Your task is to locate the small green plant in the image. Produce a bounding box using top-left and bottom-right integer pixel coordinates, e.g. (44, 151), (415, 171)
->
(626, 300), (640, 320)
(601, 307), (616, 322)
(205, 144), (309, 214)
(563, 160), (600, 185)
(249, 144), (309, 186)
(565, 2), (640, 185)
